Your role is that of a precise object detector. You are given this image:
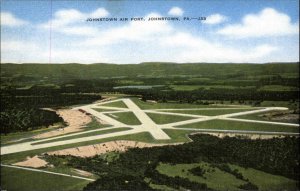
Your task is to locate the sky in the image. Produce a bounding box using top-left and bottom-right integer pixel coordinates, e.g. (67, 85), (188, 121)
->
(1, 0), (299, 64)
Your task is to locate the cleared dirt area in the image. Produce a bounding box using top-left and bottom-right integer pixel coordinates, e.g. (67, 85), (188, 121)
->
(95, 118), (110, 125)
(266, 112), (299, 124)
(193, 132), (284, 140)
(34, 109), (92, 139)
(14, 155), (48, 168)
(46, 140), (179, 157)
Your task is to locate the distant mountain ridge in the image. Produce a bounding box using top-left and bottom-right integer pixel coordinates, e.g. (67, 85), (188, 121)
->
(2, 62), (299, 65)
(1, 62), (299, 80)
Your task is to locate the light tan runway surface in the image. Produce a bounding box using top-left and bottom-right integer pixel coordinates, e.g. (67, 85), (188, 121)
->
(1, 98), (298, 155)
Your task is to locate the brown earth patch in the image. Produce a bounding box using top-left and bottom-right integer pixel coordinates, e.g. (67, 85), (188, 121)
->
(95, 118), (110, 125)
(14, 155), (48, 168)
(34, 109), (92, 139)
(46, 140), (181, 157)
(269, 114), (299, 124)
(191, 132), (287, 140)
(260, 111), (299, 124)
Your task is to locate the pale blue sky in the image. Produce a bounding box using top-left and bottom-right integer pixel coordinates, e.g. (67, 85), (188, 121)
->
(1, 0), (299, 63)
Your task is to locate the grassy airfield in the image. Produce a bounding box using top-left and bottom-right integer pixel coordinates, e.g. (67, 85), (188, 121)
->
(1, 63), (299, 191)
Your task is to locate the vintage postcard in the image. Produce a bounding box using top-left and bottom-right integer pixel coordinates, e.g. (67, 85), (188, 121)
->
(1, 0), (299, 190)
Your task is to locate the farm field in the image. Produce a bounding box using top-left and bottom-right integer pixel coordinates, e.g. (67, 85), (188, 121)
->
(146, 112), (195, 124)
(177, 119), (299, 133)
(1, 166), (91, 191)
(156, 162), (297, 191)
(170, 85), (256, 91)
(104, 112), (142, 125)
(100, 100), (128, 108)
(157, 108), (259, 116)
(31, 127), (132, 145)
(233, 111), (300, 124)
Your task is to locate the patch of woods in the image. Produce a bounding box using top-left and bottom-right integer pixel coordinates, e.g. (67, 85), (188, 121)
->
(120, 88), (299, 104)
(0, 108), (63, 135)
(44, 134), (299, 190)
(187, 164), (258, 190)
(0, 89), (101, 135)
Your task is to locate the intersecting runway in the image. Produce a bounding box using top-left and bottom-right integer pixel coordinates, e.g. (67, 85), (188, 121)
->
(1, 98), (299, 155)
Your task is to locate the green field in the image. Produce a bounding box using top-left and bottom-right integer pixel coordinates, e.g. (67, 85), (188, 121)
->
(170, 85), (255, 91)
(232, 111), (299, 124)
(84, 117), (112, 129)
(156, 162), (297, 191)
(92, 108), (116, 112)
(146, 112), (195, 124)
(260, 101), (299, 110)
(1, 117), (111, 146)
(170, 85), (205, 91)
(148, 181), (174, 191)
(41, 165), (98, 180)
(100, 100), (128, 108)
(233, 111), (276, 120)
(229, 164), (297, 191)
(258, 85), (299, 91)
(31, 118), (112, 142)
(1, 128), (199, 165)
(104, 112), (142, 125)
(162, 129), (194, 143)
(159, 108), (258, 116)
(1, 133), (155, 164)
(1, 123), (64, 146)
(156, 162), (244, 191)
(1, 166), (90, 191)
(177, 119), (299, 133)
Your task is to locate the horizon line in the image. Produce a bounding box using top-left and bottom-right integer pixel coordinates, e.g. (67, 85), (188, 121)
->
(1, 61), (299, 65)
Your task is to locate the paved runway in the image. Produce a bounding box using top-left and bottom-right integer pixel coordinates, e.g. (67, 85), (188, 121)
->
(1, 98), (298, 155)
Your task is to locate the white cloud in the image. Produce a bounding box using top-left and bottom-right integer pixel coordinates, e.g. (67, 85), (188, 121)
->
(50, 9), (84, 28)
(1, 40), (47, 63)
(89, 8), (109, 18)
(1, 12), (28, 27)
(50, 49), (110, 63)
(160, 32), (277, 63)
(218, 8), (299, 38)
(79, 12), (278, 63)
(0, 40), (110, 63)
(52, 8), (109, 27)
(60, 26), (99, 36)
(168, 7), (184, 16)
(1, 40), (38, 51)
(74, 10), (277, 63)
(203, 14), (227, 25)
(81, 12), (172, 46)
(39, 8), (109, 36)
(4, 8), (294, 64)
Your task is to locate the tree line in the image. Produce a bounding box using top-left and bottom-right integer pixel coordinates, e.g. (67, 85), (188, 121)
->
(119, 88), (299, 103)
(1, 89), (101, 135)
